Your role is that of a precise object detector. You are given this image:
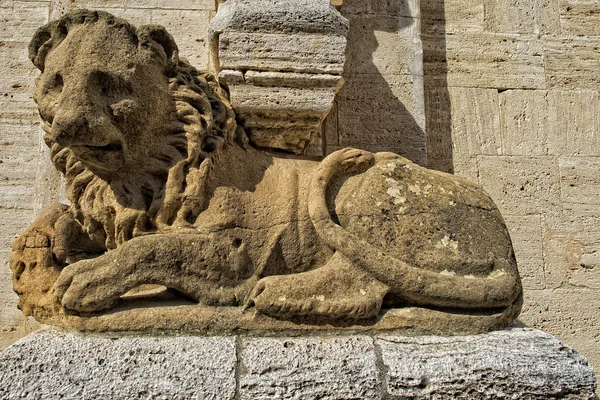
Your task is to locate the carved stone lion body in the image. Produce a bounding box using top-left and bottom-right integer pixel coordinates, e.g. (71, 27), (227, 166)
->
(11, 10), (522, 332)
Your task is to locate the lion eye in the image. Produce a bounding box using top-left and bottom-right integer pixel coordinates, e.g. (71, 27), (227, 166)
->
(44, 73), (63, 93)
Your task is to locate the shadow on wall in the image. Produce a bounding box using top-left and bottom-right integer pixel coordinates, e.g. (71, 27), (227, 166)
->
(421, 0), (453, 173)
(324, 0), (427, 166)
(323, 0), (453, 172)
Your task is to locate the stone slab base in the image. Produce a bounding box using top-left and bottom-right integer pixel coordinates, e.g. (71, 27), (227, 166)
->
(0, 328), (596, 399)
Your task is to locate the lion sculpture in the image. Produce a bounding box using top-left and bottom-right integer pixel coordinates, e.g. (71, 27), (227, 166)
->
(10, 10), (522, 333)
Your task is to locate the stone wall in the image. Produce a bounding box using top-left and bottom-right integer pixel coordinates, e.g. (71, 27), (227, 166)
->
(0, 0), (598, 374)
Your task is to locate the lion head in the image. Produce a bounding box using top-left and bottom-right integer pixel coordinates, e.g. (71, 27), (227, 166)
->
(29, 10), (241, 249)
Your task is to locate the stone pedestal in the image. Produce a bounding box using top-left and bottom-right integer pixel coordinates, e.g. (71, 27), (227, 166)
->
(0, 328), (596, 399)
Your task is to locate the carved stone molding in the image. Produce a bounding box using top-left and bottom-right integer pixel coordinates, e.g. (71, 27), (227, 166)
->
(210, 0), (349, 153)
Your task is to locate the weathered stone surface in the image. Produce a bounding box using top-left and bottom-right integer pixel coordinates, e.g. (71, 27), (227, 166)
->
(0, 331), (237, 400)
(478, 155), (561, 216)
(559, 1), (600, 36)
(224, 77), (340, 113)
(338, 11), (426, 164)
(216, 32), (346, 74)
(0, 329), (596, 399)
(499, 89), (550, 156)
(378, 328), (596, 399)
(210, 0), (348, 35)
(445, 33), (545, 89)
(450, 87), (501, 156)
(158, 0), (215, 10)
(483, 0), (560, 34)
(504, 215), (545, 290)
(498, 89), (599, 156)
(547, 90), (599, 156)
(544, 36), (600, 90)
(421, 0), (484, 35)
(542, 216), (600, 290)
(558, 157), (600, 214)
(0, 2), (50, 43)
(240, 336), (380, 399)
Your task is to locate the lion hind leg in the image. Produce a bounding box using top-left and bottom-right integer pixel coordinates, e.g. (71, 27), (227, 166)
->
(245, 252), (389, 320)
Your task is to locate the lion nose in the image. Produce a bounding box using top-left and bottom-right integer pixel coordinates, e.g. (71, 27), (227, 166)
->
(50, 109), (89, 146)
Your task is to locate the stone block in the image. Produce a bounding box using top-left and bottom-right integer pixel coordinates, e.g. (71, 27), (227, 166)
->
(445, 33), (545, 89)
(0, 331), (238, 400)
(520, 288), (600, 373)
(0, 2), (49, 43)
(210, 1), (349, 154)
(542, 216), (600, 289)
(547, 90), (599, 156)
(558, 157), (600, 214)
(449, 87), (501, 156)
(210, 0), (348, 36)
(378, 328), (596, 399)
(240, 336), (381, 399)
(504, 215), (545, 290)
(499, 89), (550, 156)
(498, 90), (599, 157)
(544, 36), (600, 90)
(559, 0), (600, 36)
(483, 0), (560, 34)
(227, 84), (338, 116)
(477, 155), (562, 216)
(0, 99), (39, 124)
(217, 31), (346, 74)
(152, 9), (211, 70)
(0, 330), (596, 399)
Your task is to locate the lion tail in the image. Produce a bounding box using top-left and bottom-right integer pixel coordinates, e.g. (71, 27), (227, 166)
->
(308, 148), (522, 315)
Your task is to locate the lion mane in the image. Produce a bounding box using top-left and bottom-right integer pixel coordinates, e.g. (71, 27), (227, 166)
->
(30, 10), (241, 250)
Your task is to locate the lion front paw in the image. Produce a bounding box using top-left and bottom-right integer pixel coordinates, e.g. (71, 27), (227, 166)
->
(54, 258), (121, 313)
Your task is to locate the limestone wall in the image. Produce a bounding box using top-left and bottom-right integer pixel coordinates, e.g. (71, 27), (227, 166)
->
(0, 0), (597, 374)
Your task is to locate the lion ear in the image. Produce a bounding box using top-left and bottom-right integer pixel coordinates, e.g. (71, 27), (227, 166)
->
(29, 21), (64, 72)
(137, 25), (179, 76)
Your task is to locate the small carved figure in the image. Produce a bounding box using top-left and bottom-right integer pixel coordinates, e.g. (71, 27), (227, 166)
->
(11, 10), (522, 331)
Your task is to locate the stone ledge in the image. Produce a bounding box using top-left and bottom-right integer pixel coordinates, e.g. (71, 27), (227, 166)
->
(0, 328), (596, 399)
